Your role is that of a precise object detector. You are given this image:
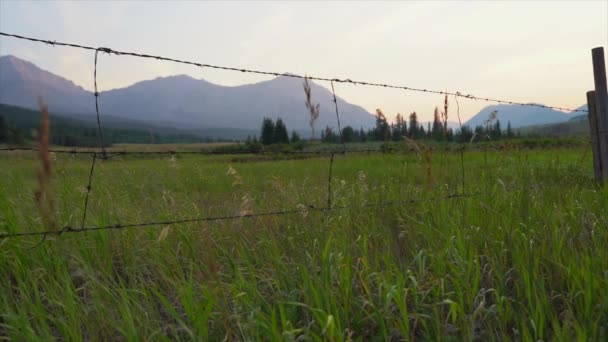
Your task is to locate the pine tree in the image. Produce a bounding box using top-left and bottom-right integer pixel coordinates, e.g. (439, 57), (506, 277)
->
(290, 131), (301, 143)
(274, 118), (289, 143)
(493, 120), (502, 140)
(261, 117), (275, 145)
(506, 121), (514, 139)
(342, 126), (354, 143)
(0, 115), (6, 143)
(375, 109), (390, 141)
(392, 113), (403, 141)
(408, 111), (419, 138)
(432, 106), (443, 141)
(358, 128), (365, 142)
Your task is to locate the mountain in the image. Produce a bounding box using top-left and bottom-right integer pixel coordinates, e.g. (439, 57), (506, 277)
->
(464, 104), (579, 129)
(99, 74), (374, 133)
(0, 55), (94, 114)
(0, 55), (375, 135)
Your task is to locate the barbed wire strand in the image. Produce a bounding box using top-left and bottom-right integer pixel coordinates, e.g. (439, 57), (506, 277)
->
(0, 193), (474, 240)
(0, 32), (587, 113)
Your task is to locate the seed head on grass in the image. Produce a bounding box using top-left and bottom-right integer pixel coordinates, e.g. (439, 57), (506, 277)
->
(35, 99), (57, 230)
(303, 76), (320, 141)
(441, 94), (449, 138)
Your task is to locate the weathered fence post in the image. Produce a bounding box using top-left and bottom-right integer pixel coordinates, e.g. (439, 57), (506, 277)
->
(591, 47), (608, 182)
(587, 91), (602, 181)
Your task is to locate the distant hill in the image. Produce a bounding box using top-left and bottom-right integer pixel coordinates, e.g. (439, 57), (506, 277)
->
(464, 104), (580, 128)
(0, 55), (375, 136)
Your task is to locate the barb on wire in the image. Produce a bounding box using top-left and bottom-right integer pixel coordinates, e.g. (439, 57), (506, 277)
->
(0, 192), (475, 240)
(0, 31), (587, 113)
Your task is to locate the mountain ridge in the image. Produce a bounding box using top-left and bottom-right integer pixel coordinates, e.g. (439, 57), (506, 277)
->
(1, 55), (586, 134)
(0, 55), (375, 134)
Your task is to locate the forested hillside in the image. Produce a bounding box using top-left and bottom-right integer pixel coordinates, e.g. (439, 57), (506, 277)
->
(0, 103), (208, 146)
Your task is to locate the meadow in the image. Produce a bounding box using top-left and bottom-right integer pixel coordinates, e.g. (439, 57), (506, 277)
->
(0, 144), (607, 340)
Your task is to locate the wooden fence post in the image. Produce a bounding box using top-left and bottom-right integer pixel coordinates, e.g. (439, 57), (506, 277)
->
(586, 91), (602, 181)
(591, 47), (608, 182)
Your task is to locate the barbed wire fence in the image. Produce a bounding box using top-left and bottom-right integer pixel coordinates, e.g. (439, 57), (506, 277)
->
(0, 32), (589, 242)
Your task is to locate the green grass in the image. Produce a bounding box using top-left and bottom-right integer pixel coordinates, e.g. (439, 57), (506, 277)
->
(0, 146), (606, 340)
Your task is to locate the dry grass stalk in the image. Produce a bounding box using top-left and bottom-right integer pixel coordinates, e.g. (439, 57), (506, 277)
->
(303, 76), (320, 140)
(35, 100), (57, 230)
(441, 94), (449, 137)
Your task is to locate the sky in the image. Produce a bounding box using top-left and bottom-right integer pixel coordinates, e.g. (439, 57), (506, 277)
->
(0, 0), (607, 122)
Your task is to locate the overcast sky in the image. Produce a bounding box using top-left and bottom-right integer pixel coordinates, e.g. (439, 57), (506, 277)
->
(1, 1), (606, 122)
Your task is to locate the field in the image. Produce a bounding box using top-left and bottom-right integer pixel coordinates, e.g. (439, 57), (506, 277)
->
(1, 145), (607, 340)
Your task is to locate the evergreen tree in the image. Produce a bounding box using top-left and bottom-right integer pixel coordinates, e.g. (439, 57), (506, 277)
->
(400, 115), (407, 138)
(392, 113), (405, 141)
(474, 125), (485, 142)
(261, 117), (275, 145)
(274, 118), (289, 143)
(408, 111), (419, 138)
(0, 115), (6, 143)
(446, 128), (454, 142)
(290, 131), (301, 143)
(494, 120), (502, 139)
(342, 126), (355, 143)
(432, 107), (443, 141)
(359, 128), (366, 142)
(375, 109), (391, 141)
(322, 126), (337, 143)
(506, 121), (514, 139)
(457, 125), (473, 143)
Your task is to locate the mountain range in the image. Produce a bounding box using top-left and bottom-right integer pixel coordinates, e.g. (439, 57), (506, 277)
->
(0, 55), (374, 136)
(0, 54), (586, 137)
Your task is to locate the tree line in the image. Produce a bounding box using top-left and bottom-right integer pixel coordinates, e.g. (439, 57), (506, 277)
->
(247, 117), (302, 145)
(252, 108), (516, 147)
(320, 108), (516, 144)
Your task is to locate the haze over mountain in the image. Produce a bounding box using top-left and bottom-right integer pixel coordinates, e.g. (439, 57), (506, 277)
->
(0, 55), (374, 135)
